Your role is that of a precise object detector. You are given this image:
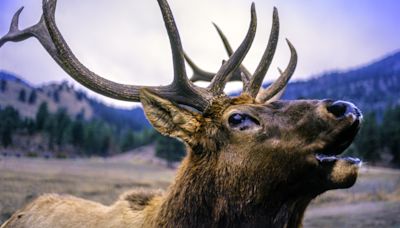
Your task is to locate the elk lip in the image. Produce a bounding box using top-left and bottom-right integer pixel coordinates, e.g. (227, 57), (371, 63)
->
(315, 154), (362, 165)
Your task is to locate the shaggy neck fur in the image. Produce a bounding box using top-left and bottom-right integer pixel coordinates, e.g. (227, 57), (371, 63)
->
(150, 148), (314, 228)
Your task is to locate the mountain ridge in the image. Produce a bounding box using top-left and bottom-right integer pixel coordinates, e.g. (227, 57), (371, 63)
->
(1, 50), (399, 130)
(0, 71), (149, 131)
(279, 51), (400, 114)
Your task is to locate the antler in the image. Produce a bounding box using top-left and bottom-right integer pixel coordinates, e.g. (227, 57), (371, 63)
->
(1, 0), (257, 111)
(256, 39), (297, 103)
(207, 4), (257, 95)
(184, 23), (252, 84)
(184, 7), (297, 103)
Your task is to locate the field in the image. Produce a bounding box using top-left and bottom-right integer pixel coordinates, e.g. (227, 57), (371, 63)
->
(1, 152), (400, 227)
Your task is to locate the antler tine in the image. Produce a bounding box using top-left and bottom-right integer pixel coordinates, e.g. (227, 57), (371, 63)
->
(245, 7), (279, 97)
(184, 23), (253, 83)
(0, 7), (24, 47)
(212, 23), (234, 56)
(155, 0), (213, 109)
(184, 51), (248, 83)
(256, 39), (297, 103)
(1, 7), (48, 50)
(213, 23), (252, 83)
(156, 0), (190, 87)
(183, 52), (215, 82)
(208, 3), (257, 95)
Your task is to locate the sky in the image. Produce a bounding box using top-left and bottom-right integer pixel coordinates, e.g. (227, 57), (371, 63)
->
(0, 0), (399, 108)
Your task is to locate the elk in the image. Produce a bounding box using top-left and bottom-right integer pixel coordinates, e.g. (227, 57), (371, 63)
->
(0, 0), (363, 227)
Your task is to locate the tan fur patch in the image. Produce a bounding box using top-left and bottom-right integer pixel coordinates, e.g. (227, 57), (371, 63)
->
(121, 189), (163, 210)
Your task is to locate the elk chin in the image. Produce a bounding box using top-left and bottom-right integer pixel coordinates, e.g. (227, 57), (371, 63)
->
(315, 149), (362, 190)
(324, 158), (360, 189)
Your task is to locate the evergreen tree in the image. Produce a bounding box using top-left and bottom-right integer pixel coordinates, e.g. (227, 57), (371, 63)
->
(0, 79), (6, 92)
(121, 130), (136, 152)
(155, 134), (185, 167)
(22, 118), (36, 135)
(99, 131), (112, 157)
(354, 113), (380, 162)
(18, 89), (26, 102)
(53, 91), (60, 103)
(71, 119), (84, 149)
(53, 109), (71, 146)
(83, 120), (114, 156)
(28, 90), (37, 104)
(36, 102), (49, 131)
(44, 114), (57, 149)
(0, 106), (20, 147)
(382, 106), (400, 165)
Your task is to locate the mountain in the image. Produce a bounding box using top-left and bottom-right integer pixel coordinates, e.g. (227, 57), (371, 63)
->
(1, 51), (399, 132)
(280, 51), (400, 115)
(0, 71), (32, 88)
(0, 71), (149, 131)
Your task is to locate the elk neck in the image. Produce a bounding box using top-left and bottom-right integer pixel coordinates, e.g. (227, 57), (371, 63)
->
(151, 146), (315, 228)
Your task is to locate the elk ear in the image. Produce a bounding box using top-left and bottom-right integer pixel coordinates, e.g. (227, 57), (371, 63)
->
(140, 89), (201, 142)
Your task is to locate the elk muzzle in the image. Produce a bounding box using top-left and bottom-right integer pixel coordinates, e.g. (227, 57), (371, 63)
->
(316, 100), (363, 190)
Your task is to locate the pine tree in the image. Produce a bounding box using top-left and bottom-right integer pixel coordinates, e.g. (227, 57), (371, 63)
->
(71, 120), (84, 146)
(0, 106), (20, 147)
(155, 134), (185, 167)
(0, 79), (6, 92)
(18, 89), (26, 102)
(28, 90), (37, 104)
(36, 102), (49, 131)
(354, 113), (380, 162)
(53, 108), (71, 146)
(121, 130), (136, 152)
(382, 106), (400, 165)
(53, 91), (60, 103)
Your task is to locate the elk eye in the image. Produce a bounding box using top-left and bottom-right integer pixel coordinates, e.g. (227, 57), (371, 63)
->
(228, 113), (260, 130)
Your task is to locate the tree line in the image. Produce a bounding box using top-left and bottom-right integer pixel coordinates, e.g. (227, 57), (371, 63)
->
(1, 101), (399, 166)
(346, 105), (400, 166)
(0, 102), (185, 162)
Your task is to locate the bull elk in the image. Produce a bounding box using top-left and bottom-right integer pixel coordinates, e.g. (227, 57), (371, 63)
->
(0, 0), (363, 227)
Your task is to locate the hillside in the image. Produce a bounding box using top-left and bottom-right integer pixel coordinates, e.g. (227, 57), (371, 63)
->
(281, 51), (400, 115)
(0, 71), (149, 131)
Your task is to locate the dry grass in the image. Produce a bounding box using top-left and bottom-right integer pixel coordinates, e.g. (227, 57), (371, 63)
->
(304, 166), (400, 227)
(0, 156), (174, 224)
(0, 156), (399, 227)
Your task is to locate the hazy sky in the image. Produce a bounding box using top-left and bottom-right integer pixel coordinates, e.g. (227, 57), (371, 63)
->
(0, 0), (399, 107)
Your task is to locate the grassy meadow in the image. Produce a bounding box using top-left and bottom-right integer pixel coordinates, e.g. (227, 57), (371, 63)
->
(0, 152), (399, 227)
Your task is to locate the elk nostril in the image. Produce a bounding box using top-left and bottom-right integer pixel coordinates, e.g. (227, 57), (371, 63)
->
(327, 101), (348, 118)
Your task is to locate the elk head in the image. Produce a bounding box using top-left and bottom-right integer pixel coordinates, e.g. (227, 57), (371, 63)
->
(1, 0), (362, 226)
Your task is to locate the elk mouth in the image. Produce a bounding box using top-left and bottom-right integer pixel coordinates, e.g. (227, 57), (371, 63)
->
(315, 118), (362, 166)
(315, 154), (361, 166)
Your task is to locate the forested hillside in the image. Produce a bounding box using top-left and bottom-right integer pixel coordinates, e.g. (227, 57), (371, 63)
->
(281, 51), (400, 115)
(0, 51), (399, 165)
(0, 71), (180, 159)
(0, 71), (149, 130)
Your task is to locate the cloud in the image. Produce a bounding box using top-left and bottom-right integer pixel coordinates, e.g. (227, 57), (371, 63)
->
(0, 0), (399, 108)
